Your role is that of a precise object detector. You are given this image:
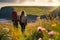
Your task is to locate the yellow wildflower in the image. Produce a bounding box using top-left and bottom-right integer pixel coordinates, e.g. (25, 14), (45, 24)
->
(51, 23), (57, 27)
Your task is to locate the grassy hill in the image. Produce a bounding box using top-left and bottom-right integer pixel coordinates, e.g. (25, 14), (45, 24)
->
(12, 6), (58, 16)
(0, 6), (58, 20)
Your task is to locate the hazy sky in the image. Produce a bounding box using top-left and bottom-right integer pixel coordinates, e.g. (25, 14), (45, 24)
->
(0, 0), (60, 8)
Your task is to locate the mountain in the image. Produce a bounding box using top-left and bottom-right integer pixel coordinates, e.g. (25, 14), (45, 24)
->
(0, 6), (13, 20)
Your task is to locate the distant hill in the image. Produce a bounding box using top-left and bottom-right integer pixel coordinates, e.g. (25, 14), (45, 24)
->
(13, 6), (57, 15)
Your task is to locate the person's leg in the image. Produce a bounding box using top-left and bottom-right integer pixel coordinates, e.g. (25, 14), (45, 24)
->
(21, 23), (25, 33)
(23, 24), (25, 33)
(21, 24), (24, 33)
(14, 20), (18, 28)
(12, 21), (15, 27)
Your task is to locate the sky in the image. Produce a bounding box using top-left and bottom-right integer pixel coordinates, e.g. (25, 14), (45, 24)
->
(0, 0), (60, 8)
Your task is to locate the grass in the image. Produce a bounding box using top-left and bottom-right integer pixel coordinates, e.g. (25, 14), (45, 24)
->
(12, 6), (58, 16)
(0, 19), (60, 40)
(0, 6), (60, 40)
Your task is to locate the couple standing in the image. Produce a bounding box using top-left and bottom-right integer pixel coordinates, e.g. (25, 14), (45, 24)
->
(12, 9), (27, 33)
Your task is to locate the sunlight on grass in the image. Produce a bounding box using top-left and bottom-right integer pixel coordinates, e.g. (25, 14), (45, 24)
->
(0, 19), (60, 40)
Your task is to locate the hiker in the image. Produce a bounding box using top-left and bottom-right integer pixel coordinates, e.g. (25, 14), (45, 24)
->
(12, 10), (19, 28)
(19, 10), (27, 33)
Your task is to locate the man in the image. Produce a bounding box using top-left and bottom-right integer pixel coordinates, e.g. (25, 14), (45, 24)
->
(12, 10), (19, 28)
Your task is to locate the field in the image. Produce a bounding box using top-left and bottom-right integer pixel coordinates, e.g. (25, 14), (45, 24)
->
(0, 6), (60, 40)
(13, 6), (58, 15)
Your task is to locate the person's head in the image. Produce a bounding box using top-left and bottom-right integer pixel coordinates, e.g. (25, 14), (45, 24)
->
(21, 10), (25, 15)
(12, 9), (17, 13)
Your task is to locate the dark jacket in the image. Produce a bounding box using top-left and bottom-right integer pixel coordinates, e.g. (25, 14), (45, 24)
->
(20, 15), (27, 25)
(12, 10), (18, 21)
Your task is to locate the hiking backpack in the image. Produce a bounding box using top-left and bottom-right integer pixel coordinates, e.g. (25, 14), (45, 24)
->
(21, 15), (26, 23)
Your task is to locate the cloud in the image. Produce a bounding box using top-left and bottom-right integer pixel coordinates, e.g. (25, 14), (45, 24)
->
(0, 0), (16, 3)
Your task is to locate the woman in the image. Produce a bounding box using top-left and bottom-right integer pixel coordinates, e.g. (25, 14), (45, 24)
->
(19, 10), (27, 33)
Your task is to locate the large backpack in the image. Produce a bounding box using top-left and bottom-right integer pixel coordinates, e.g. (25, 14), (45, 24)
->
(21, 15), (26, 23)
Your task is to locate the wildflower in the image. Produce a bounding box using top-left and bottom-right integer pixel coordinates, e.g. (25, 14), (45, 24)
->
(8, 37), (12, 40)
(2, 28), (9, 33)
(37, 27), (47, 32)
(49, 38), (54, 40)
(48, 31), (55, 38)
(38, 38), (42, 40)
(7, 34), (12, 37)
(51, 23), (57, 27)
(37, 27), (42, 32)
(41, 28), (47, 32)
(3, 35), (7, 36)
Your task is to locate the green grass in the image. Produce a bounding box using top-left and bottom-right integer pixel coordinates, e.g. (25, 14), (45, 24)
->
(12, 6), (58, 16)
(0, 19), (60, 40)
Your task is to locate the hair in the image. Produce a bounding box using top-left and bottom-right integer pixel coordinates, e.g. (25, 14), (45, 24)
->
(21, 10), (25, 16)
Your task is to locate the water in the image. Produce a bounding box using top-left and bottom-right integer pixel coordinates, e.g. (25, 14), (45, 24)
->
(0, 19), (12, 22)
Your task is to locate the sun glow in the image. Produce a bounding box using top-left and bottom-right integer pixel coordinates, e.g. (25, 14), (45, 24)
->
(15, 0), (20, 3)
(0, 0), (60, 8)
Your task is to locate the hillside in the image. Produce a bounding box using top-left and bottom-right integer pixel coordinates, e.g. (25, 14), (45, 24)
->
(0, 6), (58, 20)
(13, 6), (57, 16)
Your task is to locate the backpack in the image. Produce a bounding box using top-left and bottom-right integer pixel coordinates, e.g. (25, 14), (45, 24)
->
(21, 15), (26, 23)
